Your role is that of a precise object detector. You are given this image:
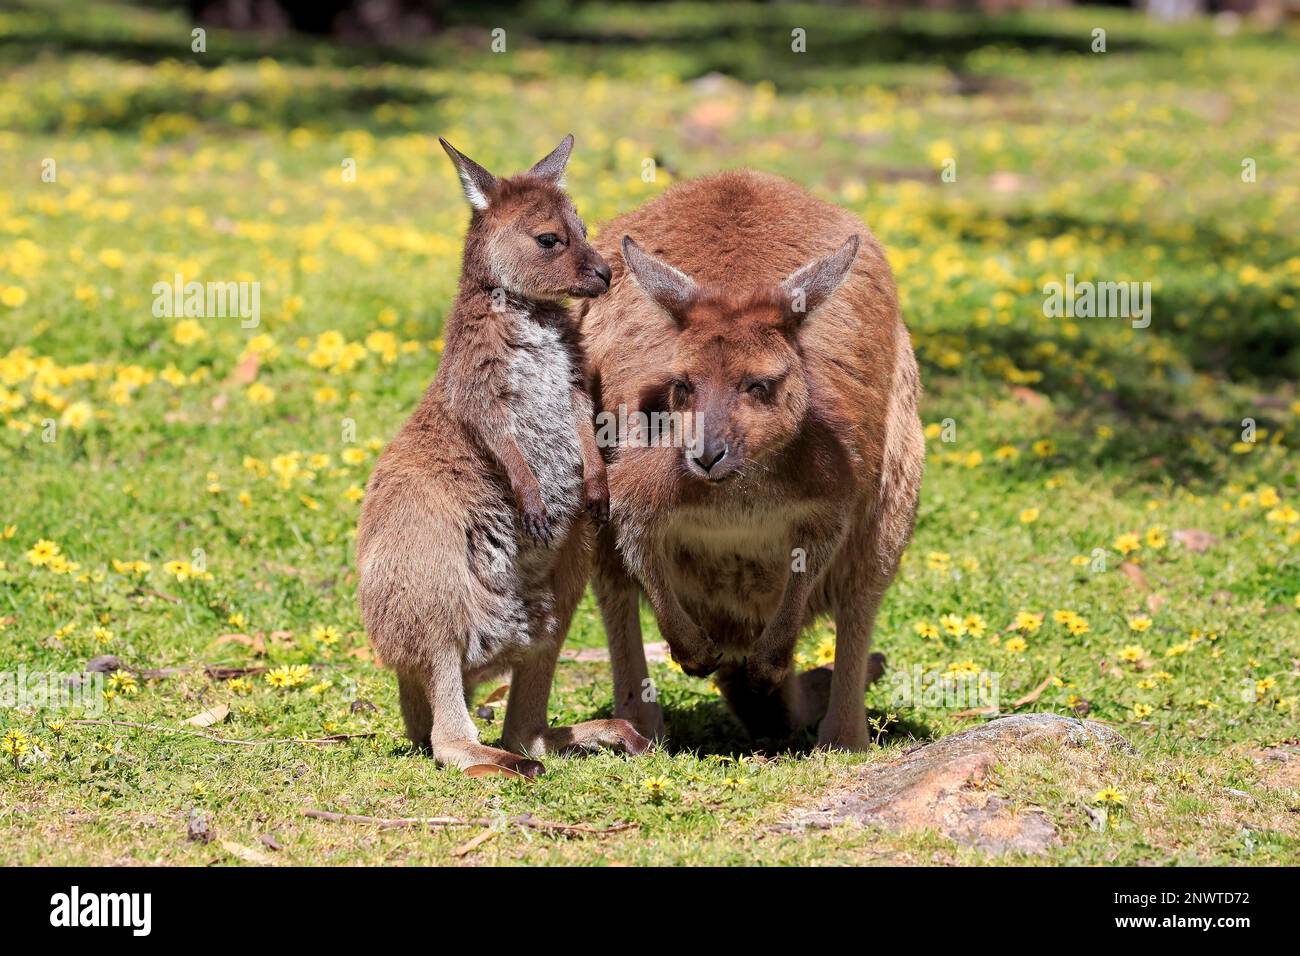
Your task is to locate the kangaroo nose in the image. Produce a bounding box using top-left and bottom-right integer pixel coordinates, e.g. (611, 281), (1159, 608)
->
(592, 261), (612, 287)
(692, 442), (728, 473)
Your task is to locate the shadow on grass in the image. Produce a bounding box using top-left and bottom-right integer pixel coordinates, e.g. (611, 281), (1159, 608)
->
(652, 697), (933, 759)
(2, 0), (1161, 90)
(914, 204), (1297, 487)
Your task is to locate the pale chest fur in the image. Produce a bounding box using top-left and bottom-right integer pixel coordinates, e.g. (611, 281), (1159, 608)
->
(505, 312), (583, 533)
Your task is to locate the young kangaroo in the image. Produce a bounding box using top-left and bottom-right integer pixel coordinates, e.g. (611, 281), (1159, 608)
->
(357, 135), (651, 777)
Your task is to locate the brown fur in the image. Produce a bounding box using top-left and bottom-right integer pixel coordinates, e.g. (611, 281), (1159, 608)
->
(579, 170), (925, 748)
(356, 136), (649, 776)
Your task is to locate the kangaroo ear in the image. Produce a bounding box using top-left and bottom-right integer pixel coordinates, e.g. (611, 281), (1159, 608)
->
(439, 137), (498, 211)
(779, 235), (860, 326)
(528, 133), (574, 185)
(621, 236), (697, 325)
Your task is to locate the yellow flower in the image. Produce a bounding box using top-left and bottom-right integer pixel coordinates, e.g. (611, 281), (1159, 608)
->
(59, 401), (94, 430)
(1012, 610), (1043, 633)
(1127, 616), (1152, 632)
(940, 614), (967, 638)
(173, 319), (207, 346)
(1113, 532), (1141, 555)
(1019, 507), (1039, 524)
(1266, 505), (1299, 524)
(813, 636), (835, 665)
(913, 621), (939, 639)
(264, 664), (312, 689)
(246, 382), (275, 405)
(1145, 527), (1166, 549)
(0, 286), (28, 308)
(1003, 636), (1027, 654)
(2, 730), (32, 760)
(963, 613), (986, 638)
(1132, 703), (1152, 719)
(642, 776), (671, 797)
(994, 445), (1019, 460)
(109, 672), (137, 695)
(1067, 617), (1090, 636)
(341, 448), (367, 466)
(311, 625), (341, 646)
(1118, 644), (1145, 663)
(1032, 439), (1055, 458)
(26, 539), (60, 566)
(1092, 786), (1126, 806)
(344, 485), (364, 503)
(162, 559), (209, 582)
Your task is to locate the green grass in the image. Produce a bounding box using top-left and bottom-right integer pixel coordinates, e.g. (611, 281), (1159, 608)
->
(0, 0), (1297, 865)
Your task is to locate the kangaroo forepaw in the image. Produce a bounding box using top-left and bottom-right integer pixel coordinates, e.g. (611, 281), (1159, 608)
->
(583, 474), (610, 523)
(521, 502), (553, 544)
(673, 642), (722, 678)
(745, 651), (792, 689)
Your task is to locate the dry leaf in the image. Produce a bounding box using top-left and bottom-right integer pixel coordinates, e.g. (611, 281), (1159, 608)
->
(183, 702), (230, 728)
(1008, 385), (1048, 408)
(226, 352), (260, 386)
(346, 645), (372, 662)
(1173, 528), (1217, 553)
(451, 828), (497, 858)
(482, 684), (510, 706)
(212, 633), (267, 655)
(951, 705), (1000, 718)
(1146, 592), (1168, 614)
(464, 763), (532, 780)
(1118, 561), (1150, 592)
(220, 840), (274, 865)
(1012, 676), (1052, 708)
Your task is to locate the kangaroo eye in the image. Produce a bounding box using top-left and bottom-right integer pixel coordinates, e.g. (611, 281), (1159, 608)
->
(747, 381), (770, 398)
(536, 233), (561, 249)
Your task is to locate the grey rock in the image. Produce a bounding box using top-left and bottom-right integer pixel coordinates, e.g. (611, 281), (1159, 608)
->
(787, 713), (1131, 855)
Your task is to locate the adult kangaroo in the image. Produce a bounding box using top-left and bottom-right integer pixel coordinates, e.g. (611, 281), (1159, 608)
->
(579, 170), (924, 750)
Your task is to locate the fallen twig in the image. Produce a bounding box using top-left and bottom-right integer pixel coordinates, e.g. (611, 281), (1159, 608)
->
(68, 719), (376, 747)
(302, 808), (636, 837)
(451, 828), (498, 858)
